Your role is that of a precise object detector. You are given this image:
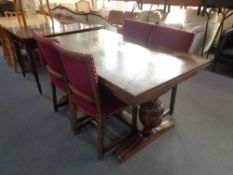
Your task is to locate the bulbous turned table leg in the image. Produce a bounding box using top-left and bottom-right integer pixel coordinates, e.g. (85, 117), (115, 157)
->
(139, 99), (164, 137)
(115, 99), (174, 162)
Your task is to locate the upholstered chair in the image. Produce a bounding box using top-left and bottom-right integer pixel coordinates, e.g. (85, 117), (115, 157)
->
(108, 10), (124, 26)
(32, 30), (67, 111)
(149, 24), (195, 52)
(0, 27), (17, 72)
(13, 0), (52, 27)
(122, 19), (153, 42)
(117, 12), (139, 33)
(213, 27), (233, 71)
(149, 24), (195, 114)
(52, 41), (134, 160)
(75, 0), (91, 13)
(121, 11), (139, 24)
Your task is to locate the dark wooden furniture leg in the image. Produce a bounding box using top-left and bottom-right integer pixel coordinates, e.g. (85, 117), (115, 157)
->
(169, 85), (177, 115)
(51, 82), (68, 112)
(69, 99), (79, 134)
(9, 34), (42, 94)
(13, 41), (26, 77)
(115, 99), (174, 162)
(51, 82), (58, 112)
(25, 42), (42, 94)
(7, 32), (26, 77)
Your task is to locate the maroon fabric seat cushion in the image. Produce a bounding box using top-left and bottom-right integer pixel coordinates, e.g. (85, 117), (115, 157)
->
(122, 19), (154, 42)
(71, 89), (126, 118)
(149, 24), (195, 52)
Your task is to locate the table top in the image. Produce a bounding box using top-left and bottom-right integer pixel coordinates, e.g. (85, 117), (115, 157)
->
(0, 14), (102, 39)
(54, 29), (210, 105)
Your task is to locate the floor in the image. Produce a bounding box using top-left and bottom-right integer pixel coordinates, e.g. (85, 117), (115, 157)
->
(0, 49), (233, 175)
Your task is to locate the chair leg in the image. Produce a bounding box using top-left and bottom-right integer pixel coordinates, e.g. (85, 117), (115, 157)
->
(51, 83), (68, 112)
(69, 100), (78, 134)
(97, 115), (104, 160)
(13, 41), (26, 77)
(5, 49), (11, 65)
(13, 55), (17, 73)
(169, 85), (177, 115)
(51, 83), (58, 112)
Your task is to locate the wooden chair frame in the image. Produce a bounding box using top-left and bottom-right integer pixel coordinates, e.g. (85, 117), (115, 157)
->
(13, 0), (52, 27)
(33, 31), (68, 111)
(53, 42), (135, 160)
(75, 0), (91, 13)
(0, 27), (18, 72)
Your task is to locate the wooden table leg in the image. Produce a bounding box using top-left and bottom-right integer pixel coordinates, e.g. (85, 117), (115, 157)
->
(13, 41), (26, 77)
(25, 43), (42, 94)
(115, 99), (174, 162)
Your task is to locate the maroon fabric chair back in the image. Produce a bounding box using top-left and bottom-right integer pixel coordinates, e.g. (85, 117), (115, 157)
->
(52, 42), (98, 105)
(52, 42), (129, 160)
(32, 30), (64, 75)
(122, 19), (154, 42)
(148, 25), (195, 53)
